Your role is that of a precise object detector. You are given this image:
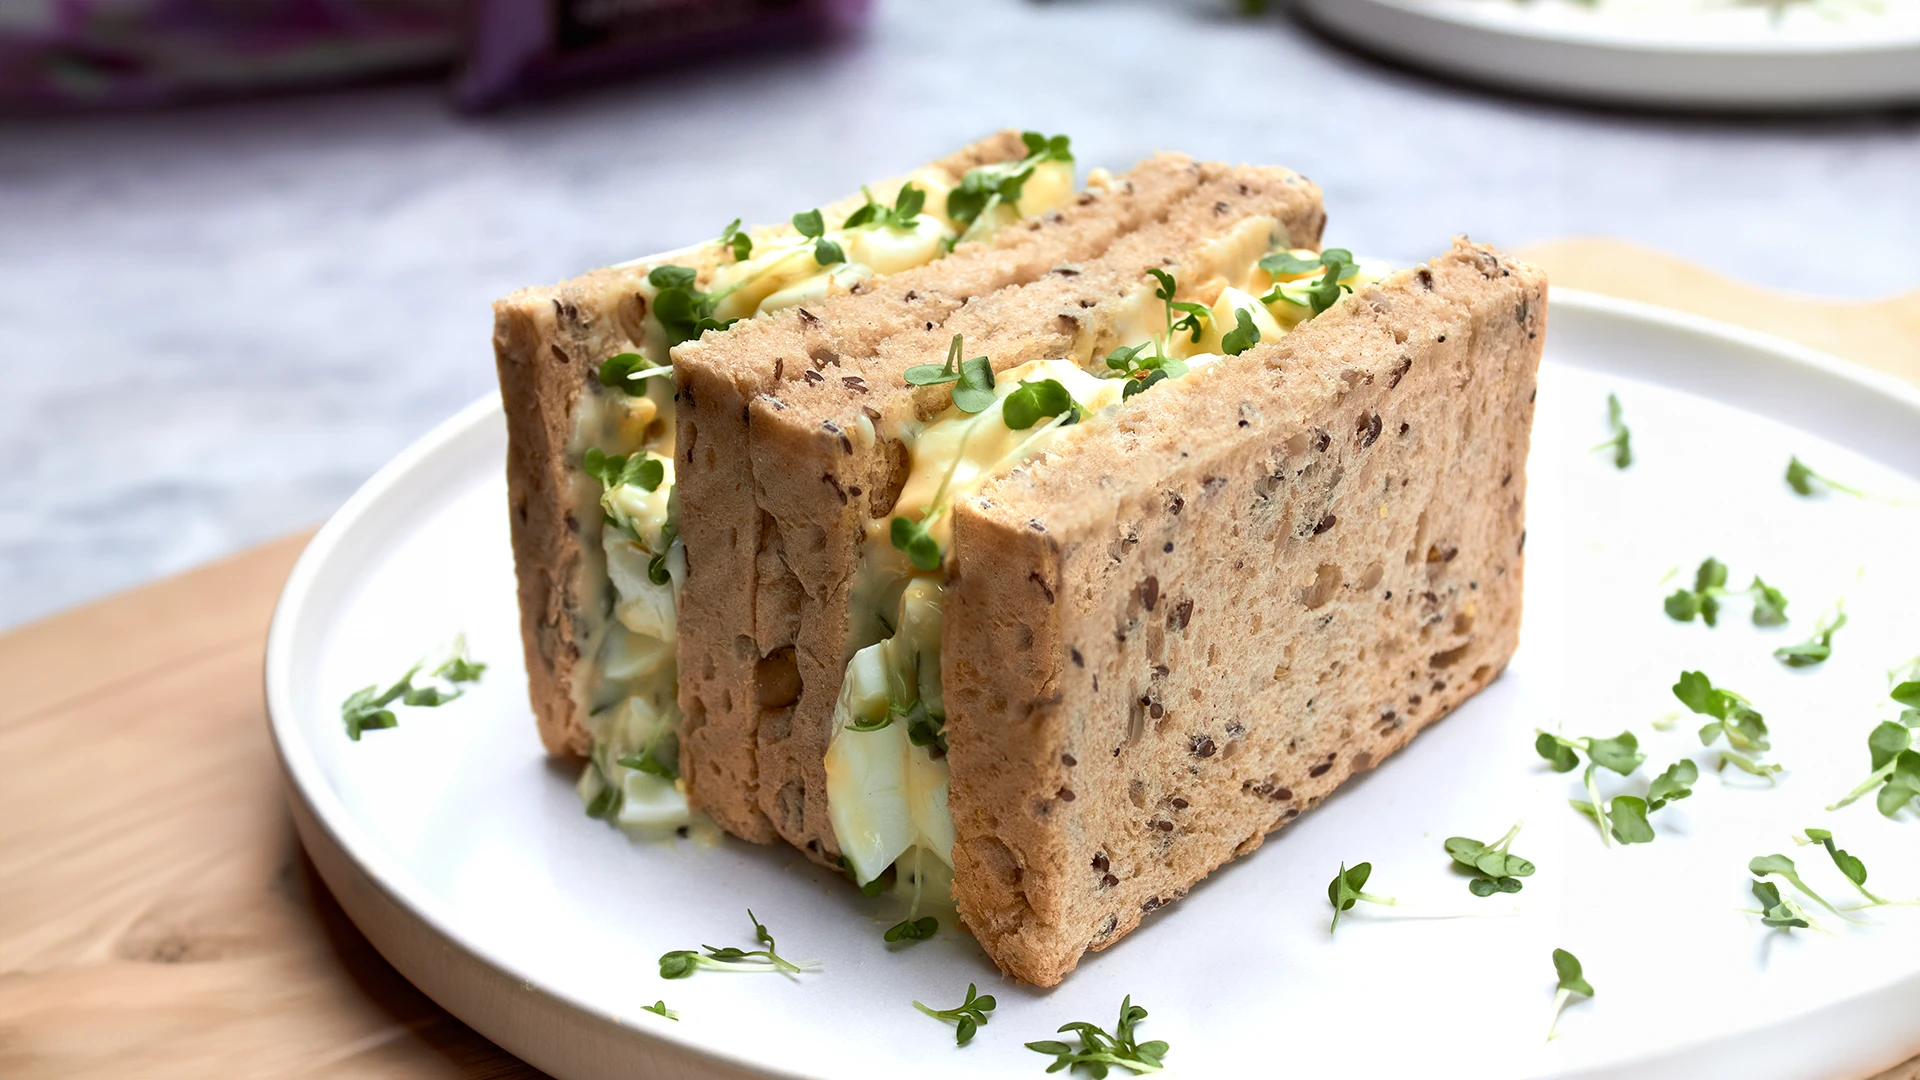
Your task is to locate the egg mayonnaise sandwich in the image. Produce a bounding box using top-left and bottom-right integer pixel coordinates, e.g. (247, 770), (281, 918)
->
(494, 132), (1546, 986)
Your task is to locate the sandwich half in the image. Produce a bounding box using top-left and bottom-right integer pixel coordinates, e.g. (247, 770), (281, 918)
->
(681, 211), (1544, 983)
(673, 160), (1327, 853)
(943, 239), (1544, 983)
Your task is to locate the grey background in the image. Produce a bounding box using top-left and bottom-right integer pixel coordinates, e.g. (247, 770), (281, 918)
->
(3, 0), (1917, 629)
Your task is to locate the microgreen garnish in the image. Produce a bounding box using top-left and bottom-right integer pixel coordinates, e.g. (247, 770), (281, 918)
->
(658, 909), (817, 979)
(648, 264), (738, 347)
(1444, 822), (1535, 896)
(1828, 673), (1920, 817)
(584, 777), (621, 820)
(1800, 827), (1914, 907)
(582, 447), (668, 548)
(890, 514), (942, 571)
(1749, 578), (1789, 625)
(596, 351), (672, 396)
(1262, 247), (1357, 315)
(1750, 880), (1815, 931)
(1570, 759), (1697, 844)
(1547, 949), (1593, 1041)
(903, 333), (996, 413)
(1026, 995), (1167, 1076)
(1662, 557), (1788, 627)
(1147, 268), (1211, 347)
(792, 208), (845, 267)
(1786, 455), (1863, 498)
(1591, 393), (1632, 469)
(583, 447), (664, 493)
(641, 1000), (680, 1020)
(1103, 343), (1187, 400)
(847, 692), (947, 754)
(915, 983), (996, 1046)
(904, 701), (949, 755)
(1219, 307), (1261, 356)
(1776, 603), (1846, 668)
(717, 218), (751, 262)
(1536, 729), (1640, 845)
(1673, 671), (1777, 777)
(843, 183), (927, 230)
(885, 915), (938, 943)
(839, 855), (888, 898)
(615, 725), (680, 781)
(947, 131), (1073, 239)
(1257, 250), (1324, 277)
(436, 649), (486, 684)
(1749, 854), (1849, 918)
(1327, 861), (1397, 932)
(1003, 378), (1080, 430)
(1538, 730), (1695, 845)
(341, 636), (486, 741)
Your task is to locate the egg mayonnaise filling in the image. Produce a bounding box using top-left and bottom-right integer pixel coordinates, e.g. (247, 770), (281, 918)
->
(569, 148), (1081, 831)
(825, 244), (1390, 885)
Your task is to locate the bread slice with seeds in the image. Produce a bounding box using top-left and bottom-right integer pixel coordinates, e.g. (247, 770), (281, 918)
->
(693, 164), (1327, 866)
(942, 238), (1545, 984)
(670, 152), (1243, 841)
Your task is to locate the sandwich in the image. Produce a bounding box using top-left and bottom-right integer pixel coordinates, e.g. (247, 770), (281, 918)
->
(493, 132), (1546, 987)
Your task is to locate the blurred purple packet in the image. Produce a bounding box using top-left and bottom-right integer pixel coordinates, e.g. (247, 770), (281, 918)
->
(455, 0), (872, 111)
(0, 0), (463, 111)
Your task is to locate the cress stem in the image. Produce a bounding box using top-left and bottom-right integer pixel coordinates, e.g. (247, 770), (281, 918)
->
(1547, 988), (1571, 1042)
(1828, 765), (1894, 811)
(1582, 763), (1612, 849)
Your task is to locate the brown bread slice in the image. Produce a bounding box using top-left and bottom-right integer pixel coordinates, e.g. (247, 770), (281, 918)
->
(943, 239), (1547, 985)
(672, 152), (1228, 842)
(699, 164), (1326, 863)
(492, 131), (1029, 759)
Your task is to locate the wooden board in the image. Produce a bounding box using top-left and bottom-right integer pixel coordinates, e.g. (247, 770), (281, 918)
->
(2, 241), (1916, 1080)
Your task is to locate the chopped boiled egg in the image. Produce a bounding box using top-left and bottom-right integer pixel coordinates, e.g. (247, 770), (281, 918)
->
(824, 581), (954, 883)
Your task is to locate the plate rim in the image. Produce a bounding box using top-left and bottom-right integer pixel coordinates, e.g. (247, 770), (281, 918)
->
(264, 288), (1920, 1080)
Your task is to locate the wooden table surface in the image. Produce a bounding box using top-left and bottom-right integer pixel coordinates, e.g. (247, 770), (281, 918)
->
(4, 240), (1917, 1080)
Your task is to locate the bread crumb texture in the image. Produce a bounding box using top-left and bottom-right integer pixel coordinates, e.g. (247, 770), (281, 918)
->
(494, 267), (656, 757)
(944, 239), (1546, 985)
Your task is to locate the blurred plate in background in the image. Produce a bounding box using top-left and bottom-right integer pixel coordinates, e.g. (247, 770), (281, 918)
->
(1296, 0), (1920, 110)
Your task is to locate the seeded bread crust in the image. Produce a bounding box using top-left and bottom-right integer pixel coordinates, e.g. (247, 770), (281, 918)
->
(671, 153), (1223, 843)
(716, 165), (1327, 866)
(944, 239), (1546, 985)
(494, 132), (1030, 759)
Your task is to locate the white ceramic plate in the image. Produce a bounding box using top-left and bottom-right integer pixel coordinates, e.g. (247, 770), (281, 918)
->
(267, 290), (1920, 1080)
(1295, 0), (1920, 110)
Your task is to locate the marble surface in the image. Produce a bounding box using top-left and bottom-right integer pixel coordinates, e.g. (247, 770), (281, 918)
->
(2, 0), (1917, 630)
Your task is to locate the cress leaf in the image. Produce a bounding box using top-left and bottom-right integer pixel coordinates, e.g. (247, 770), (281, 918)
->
(952, 354), (997, 414)
(1606, 795), (1655, 844)
(1220, 307), (1261, 356)
(1535, 732), (1580, 773)
(1586, 732), (1645, 776)
(1552, 948), (1594, 998)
